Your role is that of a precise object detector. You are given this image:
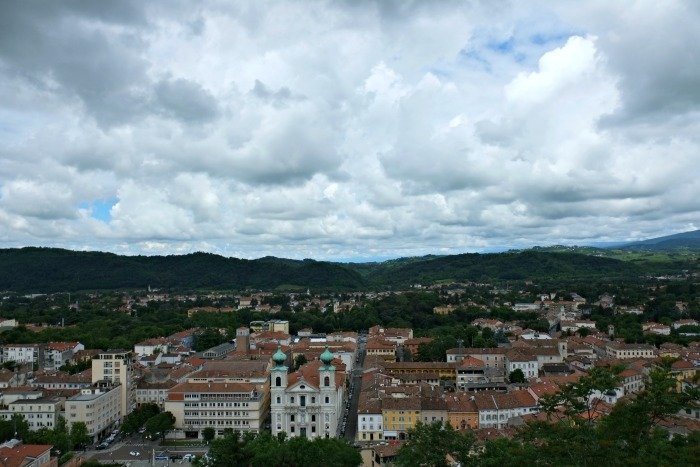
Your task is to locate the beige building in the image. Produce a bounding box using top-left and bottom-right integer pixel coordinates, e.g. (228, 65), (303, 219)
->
(92, 350), (134, 418)
(66, 381), (121, 442)
(136, 380), (177, 410)
(164, 381), (267, 439)
(605, 342), (657, 359)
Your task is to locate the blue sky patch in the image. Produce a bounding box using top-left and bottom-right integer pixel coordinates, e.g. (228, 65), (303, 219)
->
(530, 31), (576, 46)
(80, 198), (117, 222)
(487, 36), (515, 54)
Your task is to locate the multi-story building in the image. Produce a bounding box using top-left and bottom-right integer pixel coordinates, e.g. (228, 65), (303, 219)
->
(365, 338), (396, 362)
(474, 390), (538, 429)
(381, 396), (421, 440)
(270, 347), (345, 439)
(446, 348), (507, 371)
(446, 393), (478, 430)
(44, 342), (84, 370)
(134, 338), (170, 357)
(31, 370), (92, 391)
(605, 342), (657, 359)
(92, 350), (134, 418)
(66, 381), (121, 442)
(505, 350), (538, 380)
(164, 380), (266, 439)
(135, 380), (177, 410)
(2, 397), (62, 430)
(356, 397), (383, 442)
(383, 362), (457, 382)
(2, 344), (45, 366)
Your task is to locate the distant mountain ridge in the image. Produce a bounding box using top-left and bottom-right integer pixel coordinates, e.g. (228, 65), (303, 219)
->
(615, 229), (700, 251)
(0, 246), (652, 293)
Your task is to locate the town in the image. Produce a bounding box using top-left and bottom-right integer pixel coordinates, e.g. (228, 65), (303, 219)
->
(0, 279), (697, 466)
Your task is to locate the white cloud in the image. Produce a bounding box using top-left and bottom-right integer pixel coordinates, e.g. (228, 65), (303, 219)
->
(0, 1), (697, 259)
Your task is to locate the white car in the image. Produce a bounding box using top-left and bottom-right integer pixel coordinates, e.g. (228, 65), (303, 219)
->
(130, 451), (140, 456)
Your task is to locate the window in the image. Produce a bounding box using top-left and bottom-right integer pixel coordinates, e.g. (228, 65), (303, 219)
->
(324, 376), (330, 387)
(275, 376), (282, 387)
(324, 396), (329, 404)
(276, 397), (281, 404)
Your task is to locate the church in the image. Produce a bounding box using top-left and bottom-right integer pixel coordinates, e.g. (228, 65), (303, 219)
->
(270, 346), (346, 439)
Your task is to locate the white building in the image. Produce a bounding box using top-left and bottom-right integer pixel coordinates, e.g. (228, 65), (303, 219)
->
(164, 380), (266, 439)
(270, 346), (345, 439)
(134, 338), (170, 357)
(2, 344), (44, 365)
(44, 342), (84, 370)
(474, 391), (539, 429)
(505, 351), (538, 379)
(66, 381), (121, 442)
(2, 397), (62, 431)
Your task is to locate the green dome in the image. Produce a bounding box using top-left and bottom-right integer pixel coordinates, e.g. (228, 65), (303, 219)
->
(273, 346), (286, 366)
(320, 346), (334, 365)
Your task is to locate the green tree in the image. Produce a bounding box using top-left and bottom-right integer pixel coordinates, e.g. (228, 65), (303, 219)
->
(509, 368), (526, 384)
(144, 412), (175, 441)
(202, 427), (216, 444)
(70, 422), (91, 449)
(395, 421), (474, 467)
(120, 403), (160, 435)
(293, 354), (308, 371)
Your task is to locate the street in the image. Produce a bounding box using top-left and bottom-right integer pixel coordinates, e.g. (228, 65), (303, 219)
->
(343, 333), (366, 442)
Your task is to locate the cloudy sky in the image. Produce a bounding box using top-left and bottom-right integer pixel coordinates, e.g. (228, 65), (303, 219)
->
(0, 1), (698, 260)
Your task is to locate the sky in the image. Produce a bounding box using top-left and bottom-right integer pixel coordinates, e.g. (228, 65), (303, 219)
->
(0, 1), (698, 261)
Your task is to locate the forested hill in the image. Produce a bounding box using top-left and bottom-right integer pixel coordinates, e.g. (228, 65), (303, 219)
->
(0, 248), (366, 293)
(0, 247), (649, 293)
(360, 250), (643, 286)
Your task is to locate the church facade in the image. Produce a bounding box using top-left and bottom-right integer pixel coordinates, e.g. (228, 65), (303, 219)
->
(270, 346), (346, 439)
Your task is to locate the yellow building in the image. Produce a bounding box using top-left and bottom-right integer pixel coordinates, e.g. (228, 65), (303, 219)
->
(383, 362), (457, 382)
(382, 397), (421, 440)
(670, 360), (697, 392)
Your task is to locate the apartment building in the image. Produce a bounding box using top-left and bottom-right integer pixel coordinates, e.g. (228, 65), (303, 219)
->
(164, 381), (266, 439)
(2, 397), (62, 430)
(2, 344), (45, 366)
(135, 380), (177, 410)
(92, 350), (134, 418)
(43, 342), (84, 370)
(66, 381), (121, 442)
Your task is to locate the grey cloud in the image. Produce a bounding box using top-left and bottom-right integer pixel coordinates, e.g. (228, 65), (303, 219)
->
(0, 1), (151, 126)
(155, 78), (219, 122)
(251, 79), (306, 107)
(579, 3), (700, 125)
